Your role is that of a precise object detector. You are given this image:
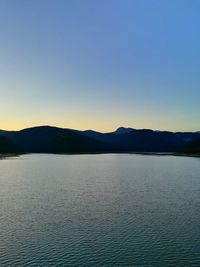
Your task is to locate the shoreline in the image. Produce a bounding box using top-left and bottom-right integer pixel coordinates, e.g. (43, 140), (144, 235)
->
(1, 152), (199, 159)
(0, 153), (20, 159)
(130, 152), (200, 158)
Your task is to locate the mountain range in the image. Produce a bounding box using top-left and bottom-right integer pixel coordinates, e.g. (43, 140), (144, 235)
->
(0, 125), (200, 155)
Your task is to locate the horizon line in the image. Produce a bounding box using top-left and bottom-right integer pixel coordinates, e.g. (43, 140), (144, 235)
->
(1, 124), (200, 134)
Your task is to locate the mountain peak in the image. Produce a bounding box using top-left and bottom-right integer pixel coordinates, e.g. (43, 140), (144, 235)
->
(115, 127), (135, 134)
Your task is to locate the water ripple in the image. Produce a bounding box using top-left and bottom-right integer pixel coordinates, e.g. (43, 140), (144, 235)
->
(0, 154), (200, 266)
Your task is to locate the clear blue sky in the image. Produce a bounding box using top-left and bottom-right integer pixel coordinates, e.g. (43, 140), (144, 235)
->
(0, 0), (199, 132)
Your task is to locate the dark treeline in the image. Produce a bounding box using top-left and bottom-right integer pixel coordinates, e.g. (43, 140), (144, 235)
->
(0, 126), (199, 155)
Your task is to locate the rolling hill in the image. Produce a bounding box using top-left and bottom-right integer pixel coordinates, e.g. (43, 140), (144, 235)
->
(0, 126), (199, 154)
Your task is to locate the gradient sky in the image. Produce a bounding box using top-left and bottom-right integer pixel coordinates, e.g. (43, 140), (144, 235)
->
(0, 0), (200, 132)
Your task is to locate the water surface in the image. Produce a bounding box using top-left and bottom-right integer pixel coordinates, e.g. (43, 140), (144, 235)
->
(0, 154), (200, 266)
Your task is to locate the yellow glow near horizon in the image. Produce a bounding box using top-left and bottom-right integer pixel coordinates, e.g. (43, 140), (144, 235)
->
(0, 1), (200, 134)
(1, 117), (199, 133)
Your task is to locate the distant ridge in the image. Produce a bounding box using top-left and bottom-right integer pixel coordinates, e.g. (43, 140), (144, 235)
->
(115, 127), (135, 134)
(0, 125), (199, 154)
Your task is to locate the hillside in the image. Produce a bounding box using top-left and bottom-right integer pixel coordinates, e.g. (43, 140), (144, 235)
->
(0, 135), (20, 153)
(180, 138), (200, 155)
(0, 126), (199, 154)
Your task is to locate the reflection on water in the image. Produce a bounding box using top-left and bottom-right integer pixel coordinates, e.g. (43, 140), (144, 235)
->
(0, 154), (200, 266)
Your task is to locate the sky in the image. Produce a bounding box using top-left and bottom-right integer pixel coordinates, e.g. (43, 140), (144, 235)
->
(0, 0), (200, 132)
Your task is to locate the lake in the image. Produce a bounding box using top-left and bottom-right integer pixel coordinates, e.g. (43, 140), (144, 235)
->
(0, 154), (200, 267)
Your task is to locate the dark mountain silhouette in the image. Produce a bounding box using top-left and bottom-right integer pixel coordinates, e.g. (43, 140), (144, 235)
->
(0, 135), (20, 153)
(115, 127), (135, 134)
(179, 138), (200, 154)
(0, 126), (113, 153)
(0, 125), (199, 154)
(82, 127), (200, 153)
